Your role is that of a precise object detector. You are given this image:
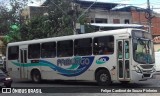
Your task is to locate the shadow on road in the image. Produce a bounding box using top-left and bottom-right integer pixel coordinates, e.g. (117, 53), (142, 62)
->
(12, 79), (154, 88)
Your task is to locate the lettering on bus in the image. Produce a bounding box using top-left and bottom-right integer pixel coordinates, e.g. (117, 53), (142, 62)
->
(57, 57), (91, 67)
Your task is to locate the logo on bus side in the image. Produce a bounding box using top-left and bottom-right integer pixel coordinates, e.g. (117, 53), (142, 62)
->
(96, 56), (109, 64)
(11, 56), (95, 77)
(57, 56), (91, 68)
(56, 56), (94, 76)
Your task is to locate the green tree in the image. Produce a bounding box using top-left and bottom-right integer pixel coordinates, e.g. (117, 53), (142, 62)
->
(20, 16), (52, 40)
(43, 0), (74, 36)
(0, 2), (10, 35)
(1, 0), (88, 42)
(0, 0), (27, 44)
(20, 0), (78, 40)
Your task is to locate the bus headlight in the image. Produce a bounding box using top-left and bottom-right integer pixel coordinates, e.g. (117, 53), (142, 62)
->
(135, 66), (142, 73)
(152, 67), (156, 72)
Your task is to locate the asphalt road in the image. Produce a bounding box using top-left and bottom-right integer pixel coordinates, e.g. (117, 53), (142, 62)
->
(11, 74), (160, 87)
(1, 75), (160, 96)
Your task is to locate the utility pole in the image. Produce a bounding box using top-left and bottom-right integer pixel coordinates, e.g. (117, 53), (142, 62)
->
(146, 0), (152, 33)
(70, 0), (77, 35)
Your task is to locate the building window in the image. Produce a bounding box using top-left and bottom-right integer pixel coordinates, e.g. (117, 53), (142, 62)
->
(91, 20), (94, 23)
(124, 19), (130, 24)
(28, 44), (40, 59)
(8, 46), (19, 60)
(57, 40), (73, 57)
(113, 19), (120, 24)
(95, 18), (107, 23)
(74, 38), (92, 56)
(41, 42), (56, 58)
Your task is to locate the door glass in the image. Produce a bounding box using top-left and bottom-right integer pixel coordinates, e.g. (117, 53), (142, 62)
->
(20, 50), (23, 63)
(125, 41), (129, 59)
(118, 41), (123, 59)
(125, 60), (130, 78)
(119, 60), (123, 78)
(24, 50), (27, 63)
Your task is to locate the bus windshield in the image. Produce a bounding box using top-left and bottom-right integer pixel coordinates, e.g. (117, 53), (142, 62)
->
(132, 31), (155, 64)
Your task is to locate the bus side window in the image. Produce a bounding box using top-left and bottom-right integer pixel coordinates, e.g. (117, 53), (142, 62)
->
(93, 36), (114, 55)
(41, 42), (56, 58)
(8, 46), (19, 60)
(57, 40), (73, 57)
(28, 44), (40, 59)
(74, 38), (92, 56)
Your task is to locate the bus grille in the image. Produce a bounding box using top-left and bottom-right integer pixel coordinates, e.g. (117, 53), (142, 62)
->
(140, 65), (153, 69)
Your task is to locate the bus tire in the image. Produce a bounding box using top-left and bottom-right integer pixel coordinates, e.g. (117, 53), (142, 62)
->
(31, 70), (41, 83)
(96, 69), (111, 86)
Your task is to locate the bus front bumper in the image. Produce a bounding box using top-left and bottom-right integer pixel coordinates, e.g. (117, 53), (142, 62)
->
(131, 71), (155, 82)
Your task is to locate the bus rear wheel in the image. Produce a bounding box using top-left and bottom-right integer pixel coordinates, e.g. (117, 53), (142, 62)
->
(31, 70), (41, 83)
(96, 69), (111, 86)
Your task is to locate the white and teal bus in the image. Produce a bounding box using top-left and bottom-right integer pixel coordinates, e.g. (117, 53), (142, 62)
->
(6, 28), (155, 85)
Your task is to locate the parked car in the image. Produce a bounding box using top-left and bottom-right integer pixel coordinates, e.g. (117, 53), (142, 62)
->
(0, 69), (12, 87)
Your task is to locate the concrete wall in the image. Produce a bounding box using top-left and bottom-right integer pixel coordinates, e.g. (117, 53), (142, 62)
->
(87, 9), (132, 24)
(154, 44), (160, 52)
(131, 10), (160, 36)
(21, 6), (48, 20)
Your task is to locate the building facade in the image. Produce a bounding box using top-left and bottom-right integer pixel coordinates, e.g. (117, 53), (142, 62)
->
(22, 0), (160, 51)
(86, 9), (132, 24)
(131, 10), (160, 52)
(21, 6), (47, 22)
(77, 1), (160, 52)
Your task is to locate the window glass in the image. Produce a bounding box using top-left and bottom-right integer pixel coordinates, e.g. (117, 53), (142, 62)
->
(74, 38), (92, 56)
(8, 46), (19, 60)
(93, 36), (114, 55)
(118, 41), (123, 59)
(113, 19), (120, 24)
(95, 18), (108, 23)
(124, 19), (130, 24)
(119, 60), (123, 78)
(125, 60), (130, 78)
(28, 44), (40, 59)
(57, 40), (73, 57)
(125, 41), (129, 59)
(41, 42), (56, 58)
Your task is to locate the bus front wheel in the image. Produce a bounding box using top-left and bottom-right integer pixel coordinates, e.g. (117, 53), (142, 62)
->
(96, 69), (111, 86)
(31, 70), (41, 83)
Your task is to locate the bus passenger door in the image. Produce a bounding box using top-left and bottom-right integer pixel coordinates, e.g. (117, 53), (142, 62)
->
(19, 47), (28, 79)
(117, 40), (130, 81)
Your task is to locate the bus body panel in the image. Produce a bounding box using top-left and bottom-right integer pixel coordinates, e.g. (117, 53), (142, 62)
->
(6, 28), (155, 84)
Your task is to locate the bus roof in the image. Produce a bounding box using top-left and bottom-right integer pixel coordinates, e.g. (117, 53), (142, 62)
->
(7, 28), (145, 46)
(89, 23), (144, 28)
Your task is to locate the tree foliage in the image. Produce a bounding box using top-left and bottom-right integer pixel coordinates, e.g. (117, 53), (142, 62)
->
(19, 0), (79, 40)
(1, 0), (85, 43)
(0, 0), (27, 45)
(0, 2), (10, 35)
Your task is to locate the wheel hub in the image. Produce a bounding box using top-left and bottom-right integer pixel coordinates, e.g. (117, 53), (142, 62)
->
(100, 74), (108, 82)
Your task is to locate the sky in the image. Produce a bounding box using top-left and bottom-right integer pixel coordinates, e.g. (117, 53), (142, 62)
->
(0, 0), (160, 13)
